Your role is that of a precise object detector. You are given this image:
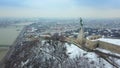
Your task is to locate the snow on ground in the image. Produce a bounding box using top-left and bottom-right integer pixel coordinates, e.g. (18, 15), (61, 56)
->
(65, 43), (100, 62)
(65, 43), (98, 61)
(40, 40), (120, 68)
(65, 43), (85, 58)
(65, 43), (118, 68)
(96, 48), (120, 57)
(98, 38), (120, 46)
(21, 59), (29, 67)
(96, 48), (120, 67)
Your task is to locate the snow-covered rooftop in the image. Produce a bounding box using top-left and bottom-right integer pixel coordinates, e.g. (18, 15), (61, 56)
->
(98, 38), (120, 46)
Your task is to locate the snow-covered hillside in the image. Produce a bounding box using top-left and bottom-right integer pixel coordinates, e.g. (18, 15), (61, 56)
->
(65, 43), (120, 68)
(4, 40), (120, 68)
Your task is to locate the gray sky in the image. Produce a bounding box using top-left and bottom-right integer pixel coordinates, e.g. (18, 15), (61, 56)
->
(0, 0), (120, 18)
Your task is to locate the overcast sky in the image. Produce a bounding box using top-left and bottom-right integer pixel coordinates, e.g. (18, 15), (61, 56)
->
(0, 0), (120, 18)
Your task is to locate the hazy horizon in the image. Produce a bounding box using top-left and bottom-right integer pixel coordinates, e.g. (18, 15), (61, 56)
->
(0, 0), (120, 18)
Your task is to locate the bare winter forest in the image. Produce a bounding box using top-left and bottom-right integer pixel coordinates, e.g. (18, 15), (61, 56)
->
(4, 40), (104, 68)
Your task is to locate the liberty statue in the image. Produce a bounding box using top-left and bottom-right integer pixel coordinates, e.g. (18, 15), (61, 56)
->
(80, 17), (83, 27)
(77, 17), (85, 45)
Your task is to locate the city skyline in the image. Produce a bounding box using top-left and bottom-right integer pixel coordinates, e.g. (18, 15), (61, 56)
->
(0, 0), (120, 18)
